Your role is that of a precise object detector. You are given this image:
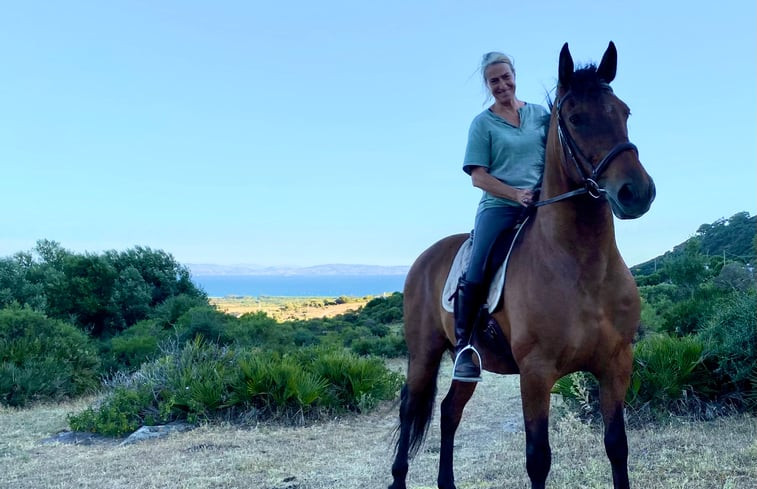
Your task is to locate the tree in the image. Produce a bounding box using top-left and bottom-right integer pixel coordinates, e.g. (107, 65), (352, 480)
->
(43, 253), (118, 337)
(105, 246), (203, 306)
(713, 263), (755, 292)
(0, 254), (45, 310)
(112, 266), (153, 328)
(663, 239), (709, 298)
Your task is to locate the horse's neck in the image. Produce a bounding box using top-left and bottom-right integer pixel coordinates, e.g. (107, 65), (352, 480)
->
(536, 147), (619, 270)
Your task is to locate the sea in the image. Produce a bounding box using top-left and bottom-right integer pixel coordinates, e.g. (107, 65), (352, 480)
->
(192, 274), (407, 298)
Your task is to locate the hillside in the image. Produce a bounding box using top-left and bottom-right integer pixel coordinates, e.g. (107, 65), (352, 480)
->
(631, 211), (756, 276)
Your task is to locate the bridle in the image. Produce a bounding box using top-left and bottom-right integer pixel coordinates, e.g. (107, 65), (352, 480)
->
(535, 85), (638, 208)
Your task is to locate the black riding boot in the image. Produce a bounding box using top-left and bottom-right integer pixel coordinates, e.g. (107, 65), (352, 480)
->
(452, 277), (484, 382)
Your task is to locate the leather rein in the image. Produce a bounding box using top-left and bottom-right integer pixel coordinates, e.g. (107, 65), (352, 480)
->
(534, 85), (638, 208)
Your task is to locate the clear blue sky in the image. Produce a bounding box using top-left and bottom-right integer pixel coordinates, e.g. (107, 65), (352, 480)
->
(1, 1), (755, 268)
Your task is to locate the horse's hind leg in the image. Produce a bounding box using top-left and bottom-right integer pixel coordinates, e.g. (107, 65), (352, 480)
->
(389, 337), (446, 489)
(437, 380), (477, 489)
(389, 385), (413, 489)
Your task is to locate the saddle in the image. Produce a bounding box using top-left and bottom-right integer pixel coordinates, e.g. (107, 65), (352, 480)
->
(442, 213), (532, 374)
(442, 214), (532, 314)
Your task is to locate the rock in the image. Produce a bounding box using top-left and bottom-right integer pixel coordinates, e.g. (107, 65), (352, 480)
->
(41, 431), (115, 446)
(270, 476), (300, 489)
(119, 422), (194, 446)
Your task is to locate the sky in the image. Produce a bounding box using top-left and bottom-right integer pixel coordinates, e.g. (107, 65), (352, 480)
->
(1, 1), (755, 269)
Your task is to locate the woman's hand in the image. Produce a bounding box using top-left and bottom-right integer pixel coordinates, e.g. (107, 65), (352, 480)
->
(515, 189), (535, 207)
(470, 168), (535, 207)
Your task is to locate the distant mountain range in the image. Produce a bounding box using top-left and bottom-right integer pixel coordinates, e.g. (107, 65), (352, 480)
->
(188, 263), (410, 277)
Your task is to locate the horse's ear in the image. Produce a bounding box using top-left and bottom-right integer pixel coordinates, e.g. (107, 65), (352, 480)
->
(597, 41), (617, 84)
(558, 42), (573, 88)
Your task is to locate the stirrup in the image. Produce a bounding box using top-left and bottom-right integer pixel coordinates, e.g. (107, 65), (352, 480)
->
(452, 344), (483, 383)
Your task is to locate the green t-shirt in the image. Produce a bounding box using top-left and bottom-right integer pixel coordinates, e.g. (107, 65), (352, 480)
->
(463, 103), (550, 210)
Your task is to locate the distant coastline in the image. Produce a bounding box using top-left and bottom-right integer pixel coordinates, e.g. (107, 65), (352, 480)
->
(192, 274), (407, 298)
(188, 263), (409, 277)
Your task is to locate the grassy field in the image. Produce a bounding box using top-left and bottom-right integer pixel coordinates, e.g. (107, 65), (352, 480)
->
(209, 296), (370, 321)
(1, 357), (755, 489)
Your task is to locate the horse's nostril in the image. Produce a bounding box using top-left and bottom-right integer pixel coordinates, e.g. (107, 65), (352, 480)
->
(618, 183), (635, 205)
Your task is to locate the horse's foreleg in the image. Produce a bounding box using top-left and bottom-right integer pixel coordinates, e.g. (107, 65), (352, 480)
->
(520, 373), (554, 489)
(437, 380), (477, 489)
(599, 361), (632, 489)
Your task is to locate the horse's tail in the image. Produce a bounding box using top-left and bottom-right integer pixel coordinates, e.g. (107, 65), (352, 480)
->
(394, 358), (441, 459)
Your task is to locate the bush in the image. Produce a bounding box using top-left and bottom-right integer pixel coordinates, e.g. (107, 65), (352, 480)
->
(308, 348), (403, 412)
(229, 311), (289, 349)
(360, 293), (403, 324)
(0, 307), (100, 406)
(231, 350), (329, 417)
(103, 320), (166, 373)
(660, 284), (724, 336)
(149, 293), (209, 329)
(629, 334), (709, 412)
(68, 385), (155, 436)
(351, 333), (407, 357)
(697, 289), (757, 405)
(552, 371), (599, 419)
(552, 334), (710, 419)
(173, 306), (232, 344)
(68, 341), (404, 436)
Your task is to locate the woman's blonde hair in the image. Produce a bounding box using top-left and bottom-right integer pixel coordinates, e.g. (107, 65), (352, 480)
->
(481, 52), (515, 81)
(480, 52), (515, 104)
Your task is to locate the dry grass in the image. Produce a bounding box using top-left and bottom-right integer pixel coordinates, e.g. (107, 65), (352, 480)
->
(1, 358), (755, 489)
(209, 296), (368, 321)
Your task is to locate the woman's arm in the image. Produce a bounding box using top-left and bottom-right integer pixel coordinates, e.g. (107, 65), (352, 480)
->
(470, 166), (534, 207)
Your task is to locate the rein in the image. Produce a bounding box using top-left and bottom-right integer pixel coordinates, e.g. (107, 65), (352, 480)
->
(534, 86), (637, 208)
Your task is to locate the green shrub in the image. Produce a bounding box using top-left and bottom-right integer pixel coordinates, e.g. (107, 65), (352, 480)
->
(0, 307), (100, 407)
(351, 333), (407, 358)
(149, 293), (210, 329)
(229, 311), (289, 348)
(68, 385), (154, 436)
(309, 349), (403, 412)
(231, 351), (328, 417)
(152, 338), (237, 423)
(697, 289), (757, 402)
(660, 284), (724, 335)
(173, 306), (231, 344)
(360, 293), (403, 324)
(629, 334), (708, 411)
(552, 371), (599, 418)
(553, 334), (710, 419)
(103, 319), (165, 372)
(68, 341), (404, 436)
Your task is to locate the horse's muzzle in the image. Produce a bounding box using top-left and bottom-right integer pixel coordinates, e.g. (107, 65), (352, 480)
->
(608, 176), (656, 219)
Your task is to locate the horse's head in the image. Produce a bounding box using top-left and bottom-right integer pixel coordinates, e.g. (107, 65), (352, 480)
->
(554, 42), (655, 219)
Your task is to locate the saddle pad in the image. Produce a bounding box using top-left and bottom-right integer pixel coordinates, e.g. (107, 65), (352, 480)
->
(441, 238), (505, 313)
(441, 216), (530, 314)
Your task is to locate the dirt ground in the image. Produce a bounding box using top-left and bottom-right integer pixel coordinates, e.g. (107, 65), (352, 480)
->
(2, 357), (756, 489)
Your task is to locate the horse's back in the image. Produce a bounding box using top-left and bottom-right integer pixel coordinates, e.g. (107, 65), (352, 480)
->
(403, 233), (468, 351)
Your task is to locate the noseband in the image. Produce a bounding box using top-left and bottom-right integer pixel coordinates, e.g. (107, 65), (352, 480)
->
(535, 85), (638, 207)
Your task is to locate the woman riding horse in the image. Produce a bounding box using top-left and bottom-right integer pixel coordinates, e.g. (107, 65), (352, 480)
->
(389, 42), (655, 489)
(453, 51), (550, 382)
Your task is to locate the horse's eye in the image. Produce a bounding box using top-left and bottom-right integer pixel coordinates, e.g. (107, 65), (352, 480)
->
(569, 114), (584, 126)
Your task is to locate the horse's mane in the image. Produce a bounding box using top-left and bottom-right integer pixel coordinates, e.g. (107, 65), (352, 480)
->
(546, 63), (606, 111)
(571, 64), (610, 93)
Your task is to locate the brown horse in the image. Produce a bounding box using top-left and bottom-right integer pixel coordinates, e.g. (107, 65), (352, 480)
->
(388, 42), (656, 489)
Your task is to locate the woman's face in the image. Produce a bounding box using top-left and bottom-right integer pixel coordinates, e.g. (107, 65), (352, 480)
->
(485, 62), (516, 105)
